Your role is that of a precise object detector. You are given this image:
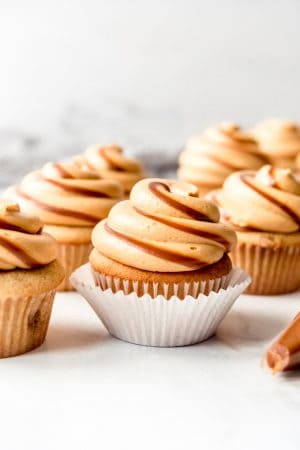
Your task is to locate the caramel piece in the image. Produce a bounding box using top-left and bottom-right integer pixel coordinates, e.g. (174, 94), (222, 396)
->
(266, 313), (300, 373)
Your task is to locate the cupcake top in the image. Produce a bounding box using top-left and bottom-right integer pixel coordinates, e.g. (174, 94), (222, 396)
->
(253, 119), (300, 163)
(0, 200), (57, 270)
(178, 123), (266, 192)
(74, 145), (144, 194)
(213, 165), (300, 234)
(6, 162), (124, 227)
(91, 178), (237, 272)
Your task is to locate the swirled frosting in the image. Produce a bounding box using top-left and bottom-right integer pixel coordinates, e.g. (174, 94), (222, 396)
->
(0, 200), (57, 270)
(74, 145), (144, 194)
(213, 165), (300, 233)
(5, 162), (124, 227)
(295, 152), (300, 170)
(91, 178), (237, 272)
(178, 123), (266, 192)
(253, 119), (300, 167)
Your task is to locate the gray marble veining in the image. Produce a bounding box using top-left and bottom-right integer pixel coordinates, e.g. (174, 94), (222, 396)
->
(0, 100), (180, 188)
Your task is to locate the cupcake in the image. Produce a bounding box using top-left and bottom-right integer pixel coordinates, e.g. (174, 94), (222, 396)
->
(71, 178), (250, 347)
(0, 200), (64, 357)
(210, 165), (300, 295)
(178, 123), (266, 195)
(252, 119), (300, 168)
(74, 145), (144, 195)
(5, 161), (123, 291)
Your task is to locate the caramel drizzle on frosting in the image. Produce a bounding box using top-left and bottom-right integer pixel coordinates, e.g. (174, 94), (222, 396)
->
(0, 236), (40, 267)
(0, 218), (42, 234)
(42, 177), (110, 198)
(104, 222), (206, 269)
(187, 179), (222, 189)
(149, 181), (213, 222)
(218, 126), (257, 146)
(202, 153), (238, 171)
(134, 206), (231, 251)
(91, 178), (237, 272)
(40, 163), (113, 198)
(202, 124), (260, 153)
(16, 187), (100, 223)
(52, 163), (75, 179)
(99, 148), (126, 172)
(241, 174), (300, 226)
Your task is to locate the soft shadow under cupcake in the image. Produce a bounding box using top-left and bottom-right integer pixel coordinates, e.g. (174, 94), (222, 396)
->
(32, 322), (109, 354)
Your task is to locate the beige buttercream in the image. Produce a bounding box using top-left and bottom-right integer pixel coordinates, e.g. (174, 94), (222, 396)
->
(91, 178), (237, 272)
(213, 165), (300, 233)
(178, 123), (266, 193)
(74, 145), (144, 194)
(0, 200), (58, 270)
(5, 162), (124, 227)
(253, 119), (300, 168)
(296, 153), (300, 170)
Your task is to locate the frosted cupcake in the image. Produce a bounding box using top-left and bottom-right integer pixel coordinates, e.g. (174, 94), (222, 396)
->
(178, 123), (266, 195)
(71, 178), (250, 347)
(74, 145), (144, 195)
(5, 162), (123, 291)
(0, 200), (64, 357)
(253, 119), (300, 168)
(210, 165), (300, 295)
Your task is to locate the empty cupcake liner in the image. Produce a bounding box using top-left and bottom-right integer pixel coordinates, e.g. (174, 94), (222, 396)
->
(231, 243), (300, 295)
(70, 264), (251, 347)
(57, 242), (93, 291)
(0, 290), (56, 358)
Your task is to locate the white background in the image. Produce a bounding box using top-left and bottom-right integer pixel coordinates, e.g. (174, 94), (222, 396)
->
(1, 0), (300, 186)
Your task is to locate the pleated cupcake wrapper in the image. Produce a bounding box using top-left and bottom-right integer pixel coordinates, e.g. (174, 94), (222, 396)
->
(57, 242), (93, 291)
(230, 243), (300, 295)
(0, 290), (56, 358)
(94, 271), (231, 299)
(70, 264), (251, 347)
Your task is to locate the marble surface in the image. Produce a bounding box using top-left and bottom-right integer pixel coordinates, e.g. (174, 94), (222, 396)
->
(0, 127), (177, 189)
(0, 290), (299, 450)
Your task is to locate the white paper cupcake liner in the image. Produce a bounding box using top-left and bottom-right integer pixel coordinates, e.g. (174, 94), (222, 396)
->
(231, 242), (300, 295)
(93, 270), (231, 299)
(70, 264), (251, 347)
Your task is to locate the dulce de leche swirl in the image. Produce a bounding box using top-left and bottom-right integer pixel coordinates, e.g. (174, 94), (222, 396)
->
(178, 123), (266, 193)
(0, 200), (57, 270)
(91, 178), (237, 272)
(253, 119), (300, 167)
(215, 165), (300, 233)
(6, 162), (124, 227)
(74, 145), (144, 194)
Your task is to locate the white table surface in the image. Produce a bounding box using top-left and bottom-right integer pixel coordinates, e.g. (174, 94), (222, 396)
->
(0, 290), (299, 450)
